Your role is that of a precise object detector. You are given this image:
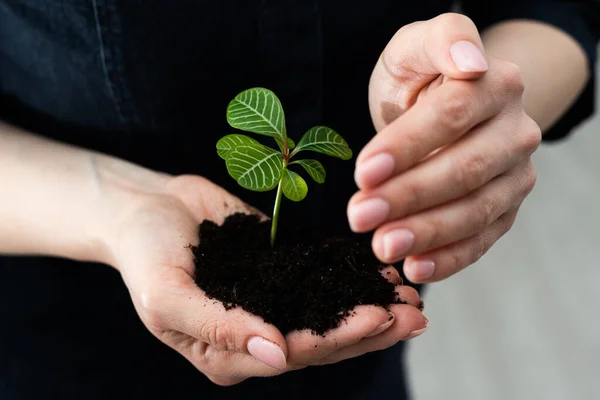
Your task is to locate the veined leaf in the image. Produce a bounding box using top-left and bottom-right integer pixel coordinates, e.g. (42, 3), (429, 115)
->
(282, 169), (308, 201)
(216, 134), (260, 159)
(226, 144), (284, 192)
(226, 87), (287, 143)
(274, 137), (296, 153)
(290, 159), (326, 183)
(291, 126), (352, 160)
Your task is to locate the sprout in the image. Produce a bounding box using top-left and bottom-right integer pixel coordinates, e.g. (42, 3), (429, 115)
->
(217, 87), (353, 246)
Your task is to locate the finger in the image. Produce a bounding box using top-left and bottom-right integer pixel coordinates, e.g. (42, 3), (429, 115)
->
(166, 175), (269, 224)
(154, 269), (289, 371)
(422, 13), (488, 76)
(404, 209), (519, 283)
(200, 347), (297, 386)
(393, 283), (422, 309)
(380, 265), (402, 284)
(160, 335), (271, 386)
(285, 305), (393, 366)
(379, 267), (425, 309)
(118, 190), (286, 374)
(315, 304), (428, 366)
(369, 13), (488, 131)
(348, 109), (538, 233)
(358, 61), (521, 189)
(377, 12), (487, 89)
(285, 281), (424, 366)
(371, 161), (537, 263)
(174, 285), (423, 378)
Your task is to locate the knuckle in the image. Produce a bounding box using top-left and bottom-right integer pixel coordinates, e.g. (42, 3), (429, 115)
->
(457, 152), (490, 192)
(435, 12), (475, 30)
(419, 217), (443, 251)
(200, 319), (240, 352)
(498, 213), (516, 236)
(523, 162), (538, 196)
(396, 20), (422, 36)
(498, 61), (525, 95)
(402, 129), (426, 161)
(475, 193), (500, 228)
(400, 180), (425, 214)
(520, 117), (542, 154)
(471, 233), (488, 264)
(505, 212), (518, 233)
(384, 22), (425, 80)
(136, 283), (165, 330)
(447, 251), (463, 277)
(436, 88), (474, 131)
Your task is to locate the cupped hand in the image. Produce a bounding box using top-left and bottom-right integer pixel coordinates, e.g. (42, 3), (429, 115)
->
(349, 13), (541, 283)
(102, 174), (427, 386)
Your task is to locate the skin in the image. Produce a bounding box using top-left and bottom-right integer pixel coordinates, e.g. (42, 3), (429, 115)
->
(0, 13), (590, 386)
(0, 123), (426, 386)
(349, 13), (588, 284)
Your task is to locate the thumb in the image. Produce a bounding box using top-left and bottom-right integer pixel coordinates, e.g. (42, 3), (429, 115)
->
(174, 286), (289, 370)
(380, 13), (488, 82)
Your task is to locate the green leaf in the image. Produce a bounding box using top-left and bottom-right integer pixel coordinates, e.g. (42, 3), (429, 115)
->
(216, 134), (260, 159)
(226, 87), (287, 143)
(282, 169), (308, 201)
(286, 137), (295, 149)
(274, 137), (296, 154)
(290, 159), (326, 184)
(225, 144), (284, 191)
(291, 126), (352, 160)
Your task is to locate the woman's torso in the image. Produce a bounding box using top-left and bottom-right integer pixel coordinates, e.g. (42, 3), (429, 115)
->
(0, 1), (444, 398)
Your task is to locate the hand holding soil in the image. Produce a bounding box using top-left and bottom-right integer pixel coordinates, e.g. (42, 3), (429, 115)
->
(106, 175), (427, 386)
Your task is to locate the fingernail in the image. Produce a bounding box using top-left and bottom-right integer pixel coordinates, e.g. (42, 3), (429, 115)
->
(247, 337), (287, 370)
(355, 153), (395, 189)
(408, 260), (435, 280)
(404, 317), (429, 340)
(366, 312), (395, 337)
(450, 41), (488, 72)
(383, 229), (415, 261)
(348, 198), (390, 232)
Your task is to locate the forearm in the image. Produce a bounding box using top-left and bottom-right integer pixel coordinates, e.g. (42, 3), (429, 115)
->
(0, 121), (169, 263)
(481, 20), (590, 132)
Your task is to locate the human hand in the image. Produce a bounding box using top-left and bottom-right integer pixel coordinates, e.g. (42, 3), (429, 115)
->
(349, 13), (541, 283)
(101, 174), (427, 386)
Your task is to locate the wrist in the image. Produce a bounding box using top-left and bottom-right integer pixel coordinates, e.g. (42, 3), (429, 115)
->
(0, 123), (171, 266)
(85, 154), (172, 267)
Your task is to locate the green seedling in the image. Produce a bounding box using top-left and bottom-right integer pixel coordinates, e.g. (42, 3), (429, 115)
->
(217, 87), (353, 246)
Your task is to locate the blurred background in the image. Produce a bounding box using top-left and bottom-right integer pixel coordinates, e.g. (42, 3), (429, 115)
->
(407, 46), (600, 400)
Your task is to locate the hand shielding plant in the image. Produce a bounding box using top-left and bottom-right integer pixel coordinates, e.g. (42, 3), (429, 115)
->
(217, 87), (353, 246)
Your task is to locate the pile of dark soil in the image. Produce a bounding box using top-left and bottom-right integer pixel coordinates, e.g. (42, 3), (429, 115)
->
(193, 213), (403, 335)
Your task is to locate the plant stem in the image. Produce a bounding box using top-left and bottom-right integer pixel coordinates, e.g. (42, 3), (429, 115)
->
(270, 176), (284, 247)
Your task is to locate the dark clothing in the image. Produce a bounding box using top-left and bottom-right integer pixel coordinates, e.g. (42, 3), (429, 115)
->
(0, 1), (598, 398)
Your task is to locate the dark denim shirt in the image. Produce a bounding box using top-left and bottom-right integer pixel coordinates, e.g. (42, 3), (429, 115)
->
(0, 1), (598, 399)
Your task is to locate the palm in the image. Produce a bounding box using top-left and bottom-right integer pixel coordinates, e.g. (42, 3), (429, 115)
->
(109, 175), (425, 386)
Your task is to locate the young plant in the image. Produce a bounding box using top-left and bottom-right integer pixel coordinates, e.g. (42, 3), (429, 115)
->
(216, 87), (353, 246)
